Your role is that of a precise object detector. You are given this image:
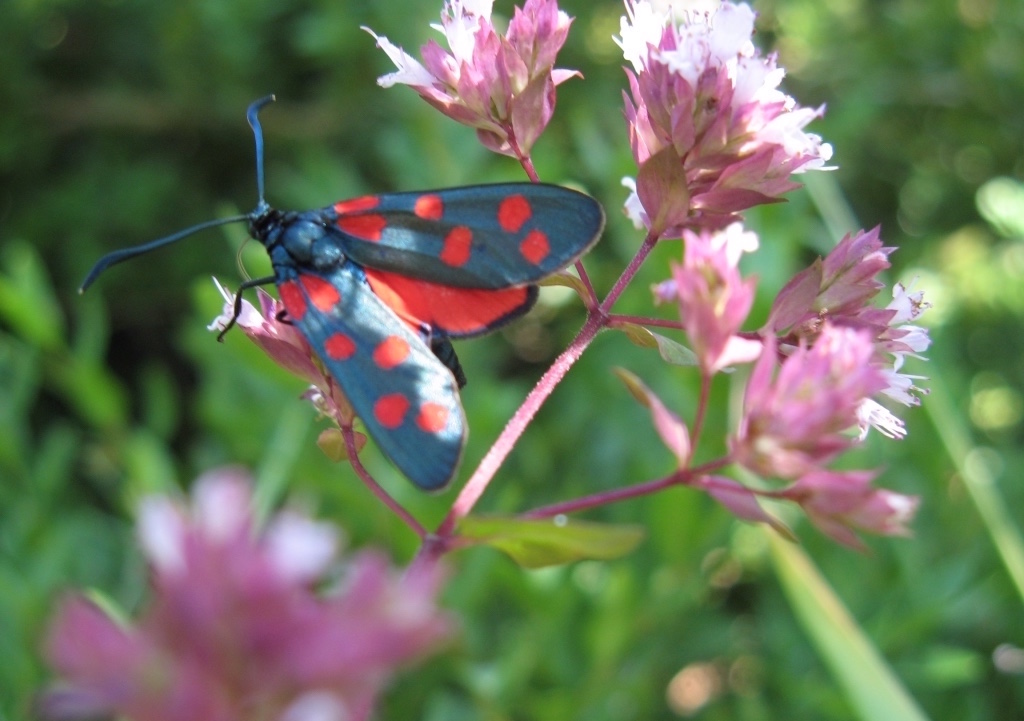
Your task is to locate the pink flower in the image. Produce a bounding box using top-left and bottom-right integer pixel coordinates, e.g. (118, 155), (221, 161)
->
(208, 278), (321, 384)
(653, 223), (762, 374)
(365, 0), (579, 158)
(43, 469), (454, 721)
(732, 326), (887, 479)
(617, 1), (833, 236)
(209, 279), (356, 425)
(782, 469), (920, 549)
(765, 232), (932, 438)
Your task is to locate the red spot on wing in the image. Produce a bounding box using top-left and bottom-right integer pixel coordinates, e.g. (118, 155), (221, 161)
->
(373, 336), (410, 369)
(414, 194), (444, 220)
(279, 281), (307, 321)
(439, 226), (472, 267)
(299, 274), (341, 311)
(334, 196), (380, 214)
(498, 194), (532, 233)
(336, 214), (387, 241)
(520, 229), (550, 265)
(416, 403), (450, 433)
(374, 393), (410, 429)
(324, 332), (356, 360)
(365, 269), (532, 336)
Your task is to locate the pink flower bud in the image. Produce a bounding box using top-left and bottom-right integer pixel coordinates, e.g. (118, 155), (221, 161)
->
(656, 223), (762, 374)
(783, 469), (919, 549)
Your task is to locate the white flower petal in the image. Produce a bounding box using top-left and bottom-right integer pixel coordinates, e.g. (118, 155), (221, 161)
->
(137, 497), (186, 573)
(266, 511), (340, 583)
(281, 692), (350, 721)
(362, 28), (436, 88)
(192, 470), (252, 542)
(857, 398), (907, 440)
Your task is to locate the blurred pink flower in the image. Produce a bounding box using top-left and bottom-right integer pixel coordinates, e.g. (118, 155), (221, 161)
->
(43, 469), (453, 721)
(617, 1), (833, 236)
(653, 223), (762, 374)
(732, 326), (886, 479)
(782, 469), (920, 549)
(365, 0), (579, 158)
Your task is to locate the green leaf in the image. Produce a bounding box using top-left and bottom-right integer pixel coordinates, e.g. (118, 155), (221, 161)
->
(614, 322), (658, 349)
(538, 271), (590, 301)
(613, 323), (698, 366)
(0, 242), (65, 351)
(650, 331), (698, 366)
(458, 515), (646, 569)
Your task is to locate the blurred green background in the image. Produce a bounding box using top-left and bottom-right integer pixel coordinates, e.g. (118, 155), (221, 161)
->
(1, 0), (1022, 719)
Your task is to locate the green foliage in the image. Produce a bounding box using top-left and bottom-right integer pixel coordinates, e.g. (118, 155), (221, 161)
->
(1, 0), (1023, 719)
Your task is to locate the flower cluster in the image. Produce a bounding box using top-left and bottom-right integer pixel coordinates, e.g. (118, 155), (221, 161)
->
(43, 469), (453, 721)
(767, 228), (932, 439)
(648, 219), (928, 546)
(617, 1), (833, 235)
(365, 0), (578, 159)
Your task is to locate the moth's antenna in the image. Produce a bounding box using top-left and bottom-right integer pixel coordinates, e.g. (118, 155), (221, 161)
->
(247, 94), (276, 212)
(79, 215), (249, 293)
(80, 96), (279, 294)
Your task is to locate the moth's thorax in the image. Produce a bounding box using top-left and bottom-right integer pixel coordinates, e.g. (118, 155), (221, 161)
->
(250, 208), (344, 271)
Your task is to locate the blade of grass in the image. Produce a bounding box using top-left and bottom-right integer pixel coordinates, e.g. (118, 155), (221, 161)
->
(769, 533), (931, 721)
(925, 368), (1024, 604)
(253, 402), (313, 524)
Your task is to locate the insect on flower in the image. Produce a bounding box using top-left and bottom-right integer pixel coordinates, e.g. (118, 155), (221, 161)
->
(80, 96), (604, 491)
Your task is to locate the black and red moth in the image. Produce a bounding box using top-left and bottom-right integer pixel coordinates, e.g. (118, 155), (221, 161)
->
(81, 96), (604, 491)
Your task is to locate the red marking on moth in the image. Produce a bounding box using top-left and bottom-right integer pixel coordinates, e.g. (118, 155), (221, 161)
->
(325, 332), (356, 360)
(374, 393), (409, 429)
(278, 281), (307, 321)
(520, 230), (550, 265)
(336, 214), (387, 241)
(365, 269), (533, 336)
(416, 402), (450, 433)
(334, 196), (380, 214)
(498, 194), (532, 233)
(440, 226), (472, 267)
(414, 194), (444, 220)
(373, 336), (410, 369)
(299, 274), (341, 311)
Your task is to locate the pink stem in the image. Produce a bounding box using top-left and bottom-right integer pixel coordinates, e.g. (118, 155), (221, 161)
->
(437, 312), (603, 536)
(609, 314), (686, 331)
(574, 260), (600, 310)
(521, 457), (731, 519)
(523, 473), (687, 518)
(690, 372), (712, 452)
(342, 425), (427, 538)
(602, 232), (659, 312)
(437, 230), (662, 537)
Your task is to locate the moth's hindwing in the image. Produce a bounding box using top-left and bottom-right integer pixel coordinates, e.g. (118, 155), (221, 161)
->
(276, 262), (466, 490)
